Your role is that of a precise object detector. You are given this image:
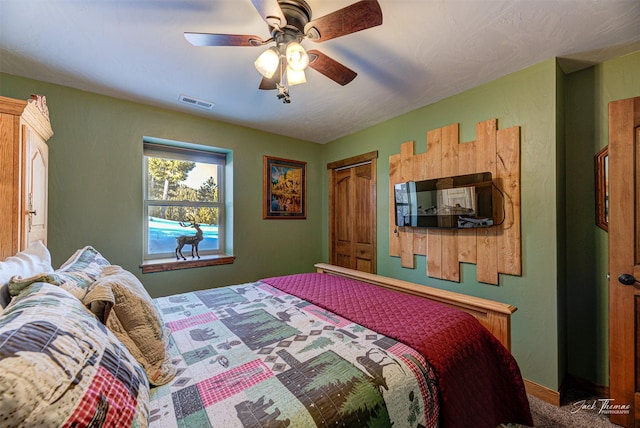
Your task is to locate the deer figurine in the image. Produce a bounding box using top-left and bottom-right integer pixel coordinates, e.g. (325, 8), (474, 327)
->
(175, 220), (204, 260)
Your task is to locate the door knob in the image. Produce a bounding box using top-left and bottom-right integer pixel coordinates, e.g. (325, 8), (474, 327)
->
(618, 273), (640, 286)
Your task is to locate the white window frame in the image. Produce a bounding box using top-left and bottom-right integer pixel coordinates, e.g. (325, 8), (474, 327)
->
(143, 139), (227, 261)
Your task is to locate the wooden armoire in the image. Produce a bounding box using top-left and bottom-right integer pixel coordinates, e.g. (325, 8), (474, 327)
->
(0, 95), (53, 260)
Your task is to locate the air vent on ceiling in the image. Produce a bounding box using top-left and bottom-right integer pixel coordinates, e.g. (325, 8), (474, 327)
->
(178, 94), (215, 110)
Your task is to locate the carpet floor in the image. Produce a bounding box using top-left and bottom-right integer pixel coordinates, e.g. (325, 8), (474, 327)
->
(505, 386), (626, 428)
(523, 393), (620, 427)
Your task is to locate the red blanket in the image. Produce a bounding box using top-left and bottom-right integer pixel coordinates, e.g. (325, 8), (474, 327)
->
(261, 273), (533, 428)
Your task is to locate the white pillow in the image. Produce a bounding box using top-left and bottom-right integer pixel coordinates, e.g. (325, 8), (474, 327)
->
(0, 241), (53, 307)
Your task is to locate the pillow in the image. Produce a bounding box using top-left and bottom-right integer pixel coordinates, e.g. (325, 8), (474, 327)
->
(94, 265), (176, 386)
(7, 246), (110, 299)
(0, 241), (53, 307)
(0, 282), (150, 427)
(58, 245), (110, 274)
(54, 246), (111, 299)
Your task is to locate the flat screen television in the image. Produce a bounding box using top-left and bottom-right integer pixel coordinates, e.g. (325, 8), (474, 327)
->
(394, 172), (495, 229)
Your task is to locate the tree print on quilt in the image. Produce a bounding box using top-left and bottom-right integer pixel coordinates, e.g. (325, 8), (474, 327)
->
(149, 281), (439, 427)
(273, 349), (390, 426)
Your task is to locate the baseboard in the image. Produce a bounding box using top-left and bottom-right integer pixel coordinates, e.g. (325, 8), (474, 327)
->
(524, 378), (560, 406)
(524, 376), (610, 408)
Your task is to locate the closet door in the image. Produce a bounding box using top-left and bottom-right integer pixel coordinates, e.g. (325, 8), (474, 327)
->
(21, 125), (48, 249)
(328, 152), (377, 273)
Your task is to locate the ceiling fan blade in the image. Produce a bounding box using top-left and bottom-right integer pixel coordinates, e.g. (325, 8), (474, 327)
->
(258, 63), (282, 90)
(250, 0), (287, 28)
(307, 50), (357, 86)
(304, 0), (382, 43)
(184, 32), (265, 47)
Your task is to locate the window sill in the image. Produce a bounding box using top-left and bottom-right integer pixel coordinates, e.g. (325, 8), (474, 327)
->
(140, 254), (235, 274)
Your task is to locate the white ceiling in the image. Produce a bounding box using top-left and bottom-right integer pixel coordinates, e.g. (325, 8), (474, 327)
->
(1, 0), (639, 143)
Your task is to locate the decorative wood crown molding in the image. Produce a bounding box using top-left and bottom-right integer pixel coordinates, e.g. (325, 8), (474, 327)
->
(29, 94), (50, 120)
(23, 94), (54, 141)
(0, 95), (53, 141)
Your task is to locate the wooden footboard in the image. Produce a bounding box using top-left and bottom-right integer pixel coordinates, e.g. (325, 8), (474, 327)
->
(314, 263), (516, 351)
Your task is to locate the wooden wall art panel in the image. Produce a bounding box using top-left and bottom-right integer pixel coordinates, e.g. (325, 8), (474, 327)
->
(389, 119), (521, 285)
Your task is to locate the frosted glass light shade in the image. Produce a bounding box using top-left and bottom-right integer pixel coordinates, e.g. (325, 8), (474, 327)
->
(285, 42), (309, 71)
(286, 66), (306, 86)
(254, 48), (280, 78)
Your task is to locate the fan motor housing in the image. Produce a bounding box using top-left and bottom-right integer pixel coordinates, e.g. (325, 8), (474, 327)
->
(277, 0), (312, 33)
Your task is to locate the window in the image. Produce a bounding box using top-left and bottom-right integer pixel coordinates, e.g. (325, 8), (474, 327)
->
(142, 140), (233, 270)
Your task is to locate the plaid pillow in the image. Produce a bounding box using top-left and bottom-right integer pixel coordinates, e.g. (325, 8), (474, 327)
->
(0, 282), (149, 427)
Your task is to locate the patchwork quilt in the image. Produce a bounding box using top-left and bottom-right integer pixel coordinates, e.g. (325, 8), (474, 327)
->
(149, 281), (439, 427)
(262, 273), (533, 428)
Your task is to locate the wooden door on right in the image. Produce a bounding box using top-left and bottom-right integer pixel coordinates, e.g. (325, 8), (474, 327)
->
(608, 96), (640, 427)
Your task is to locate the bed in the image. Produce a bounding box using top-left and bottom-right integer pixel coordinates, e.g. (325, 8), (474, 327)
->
(0, 245), (532, 428)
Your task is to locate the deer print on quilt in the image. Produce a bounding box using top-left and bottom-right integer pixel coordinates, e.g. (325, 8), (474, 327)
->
(149, 281), (439, 427)
(0, 282), (149, 427)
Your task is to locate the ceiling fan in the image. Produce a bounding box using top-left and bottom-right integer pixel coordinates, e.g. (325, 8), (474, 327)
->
(184, 0), (383, 103)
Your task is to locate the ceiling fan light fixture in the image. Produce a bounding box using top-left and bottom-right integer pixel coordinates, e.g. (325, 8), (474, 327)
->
(286, 66), (306, 86)
(254, 47), (280, 78)
(285, 41), (309, 71)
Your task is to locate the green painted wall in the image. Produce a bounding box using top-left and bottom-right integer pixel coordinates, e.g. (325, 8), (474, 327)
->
(0, 73), (324, 298)
(565, 51), (640, 387)
(322, 59), (562, 389)
(2, 50), (639, 392)
(321, 51), (640, 391)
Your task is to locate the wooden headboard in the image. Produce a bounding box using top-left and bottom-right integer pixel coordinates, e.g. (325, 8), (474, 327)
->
(314, 263), (516, 351)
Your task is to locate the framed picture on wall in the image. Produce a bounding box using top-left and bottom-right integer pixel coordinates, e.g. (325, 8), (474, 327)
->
(263, 156), (306, 219)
